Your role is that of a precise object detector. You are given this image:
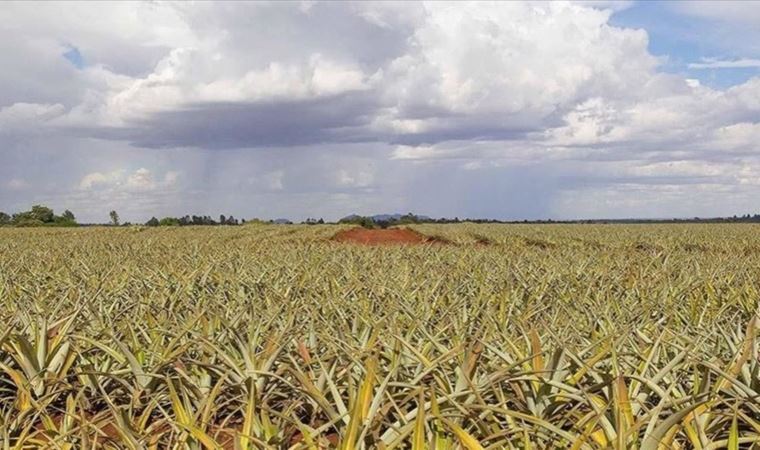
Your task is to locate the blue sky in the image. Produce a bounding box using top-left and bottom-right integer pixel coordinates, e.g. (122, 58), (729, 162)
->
(2, 1), (760, 222)
(62, 45), (85, 69)
(611, 1), (760, 88)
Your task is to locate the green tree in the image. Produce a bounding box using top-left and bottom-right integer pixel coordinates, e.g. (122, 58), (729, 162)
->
(0, 212), (10, 225)
(6, 205), (77, 227)
(30, 205), (55, 223)
(145, 217), (159, 227)
(61, 210), (76, 222)
(338, 215), (375, 229)
(159, 217), (180, 226)
(12, 205), (54, 226)
(109, 210), (120, 226)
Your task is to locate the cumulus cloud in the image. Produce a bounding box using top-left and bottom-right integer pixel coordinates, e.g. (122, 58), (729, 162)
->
(4, 2), (661, 149)
(79, 168), (179, 191)
(79, 171), (121, 190)
(3, 2), (760, 221)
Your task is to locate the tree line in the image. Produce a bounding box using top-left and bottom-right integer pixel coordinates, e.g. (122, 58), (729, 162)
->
(143, 214), (243, 227)
(0, 205), (250, 227)
(8, 205), (760, 228)
(338, 213), (447, 229)
(0, 205), (77, 227)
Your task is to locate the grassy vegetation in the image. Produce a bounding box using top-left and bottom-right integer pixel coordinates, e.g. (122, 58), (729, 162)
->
(0, 224), (758, 449)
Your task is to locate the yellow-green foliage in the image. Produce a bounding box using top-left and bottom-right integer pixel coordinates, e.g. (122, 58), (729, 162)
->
(0, 224), (758, 449)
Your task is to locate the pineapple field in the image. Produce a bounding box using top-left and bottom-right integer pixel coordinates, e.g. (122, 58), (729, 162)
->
(0, 224), (759, 449)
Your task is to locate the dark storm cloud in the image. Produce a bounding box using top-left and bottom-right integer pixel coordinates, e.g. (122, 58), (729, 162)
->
(94, 97), (553, 150)
(113, 93), (382, 149)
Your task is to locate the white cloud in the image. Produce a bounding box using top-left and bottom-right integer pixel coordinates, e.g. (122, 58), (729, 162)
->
(391, 145), (440, 160)
(79, 171), (122, 190)
(336, 169), (374, 188)
(126, 167), (154, 190)
(194, 55), (370, 104)
(626, 160), (728, 178)
(711, 122), (760, 152)
(689, 58), (760, 69)
(571, 1), (635, 13)
(79, 168), (178, 191)
(376, 2), (656, 138)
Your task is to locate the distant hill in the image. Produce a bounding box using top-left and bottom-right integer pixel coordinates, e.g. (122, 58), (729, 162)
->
(339, 214), (362, 222)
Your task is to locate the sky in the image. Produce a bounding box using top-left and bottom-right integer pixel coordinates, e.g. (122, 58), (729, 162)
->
(2, 1), (760, 223)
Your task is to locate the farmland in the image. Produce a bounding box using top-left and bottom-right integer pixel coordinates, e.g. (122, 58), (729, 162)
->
(0, 224), (759, 449)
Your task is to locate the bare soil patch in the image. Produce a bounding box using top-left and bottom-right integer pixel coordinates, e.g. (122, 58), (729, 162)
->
(332, 227), (444, 245)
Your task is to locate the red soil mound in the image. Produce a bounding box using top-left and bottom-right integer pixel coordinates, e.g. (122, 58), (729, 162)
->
(332, 227), (438, 245)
